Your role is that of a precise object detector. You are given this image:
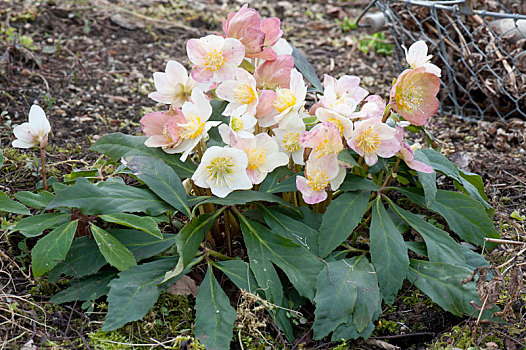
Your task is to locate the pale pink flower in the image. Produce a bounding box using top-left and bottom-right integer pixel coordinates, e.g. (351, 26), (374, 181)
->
(395, 127), (433, 173)
(192, 146), (252, 198)
(271, 38), (293, 56)
(300, 121), (343, 161)
(148, 60), (208, 107)
(12, 105), (51, 149)
(168, 89), (220, 161)
(322, 74), (369, 104)
(218, 113), (257, 141)
(296, 156), (340, 205)
(348, 117), (401, 166)
(254, 90), (278, 127)
(390, 67), (440, 126)
(272, 116), (306, 165)
(216, 68), (259, 117)
(315, 107), (354, 140)
(254, 55), (294, 90)
(403, 41), (441, 77)
(232, 133), (289, 184)
(141, 108), (186, 151)
(187, 35), (245, 83)
(354, 95), (386, 120)
(273, 68), (307, 124)
(222, 4), (282, 60)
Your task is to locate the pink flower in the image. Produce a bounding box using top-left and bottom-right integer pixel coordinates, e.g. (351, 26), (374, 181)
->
(403, 41), (441, 77)
(254, 55), (294, 90)
(395, 127), (433, 173)
(187, 35), (245, 83)
(272, 116), (306, 165)
(354, 95), (386, 120)
(216, 68), (259, 117)
(348, 117), (401, 166)
(296, 156), (340, 205)
(148, 60), (208, 107)
(315, 108), (354, 140)
(254, 90), (278, 127)
(12, 105), (51, 149)
(222, 4), (282, 60)
(141, 108), (186, 150)
(300, 121), (343, 160)
(231, 133), (289, 184)
(390, 67), (440, 126)
(321, 74), (368, 105)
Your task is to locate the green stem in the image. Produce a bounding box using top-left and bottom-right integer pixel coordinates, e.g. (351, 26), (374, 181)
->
(40, 147), (48, 191)
(206, 248), (234, 261)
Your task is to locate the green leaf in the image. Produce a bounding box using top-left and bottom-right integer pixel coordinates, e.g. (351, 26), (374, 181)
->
(331, 300), (382, 341)
(406, 241), (428, 257)
(239, 215), (322, 300)
(31, 220), (79, 277)
(102, 257), (179, 331)
(110, 229), (177, 262)
(0, 195), (30, 215)
(396, 188), (499, 247)
(414, 149), (436, 207)
(47, 178), (171, 216)
(339, 175), (379, 192)
(90, 225), (136, 271)
(0, 150), (3, 167)
(50, 269), (118, 304)
(13, 213), (71, 237)
(91, 133), (196, 178)
(48, 236), (108, 281)
(388, 200), (466, 267)
(318, 191), (370, 258)
(258, 167), (297, 193)
(407, 259), (480, 316)
(191, 190), (292, 208)
(337, 150), (359, 167)
(313, 260), (358, 339)
(349, 257), (380, 332)
(14, 191), (54, 209)
(173, 211), (223, 278)
(125, 156), (191, 217)
(290, 43), (323, 93)
(195, 266), (237, 350)
(370, 197), (409, 305)
(214, 260), (257, 292)
(260, 206), (320, 256)
(99, 213), (162, 239)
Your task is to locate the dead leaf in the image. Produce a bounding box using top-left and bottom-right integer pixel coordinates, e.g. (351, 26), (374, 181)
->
(167, 275), (198, 297)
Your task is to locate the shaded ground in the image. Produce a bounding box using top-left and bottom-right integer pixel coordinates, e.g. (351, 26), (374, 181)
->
(1, 0), (525, 349)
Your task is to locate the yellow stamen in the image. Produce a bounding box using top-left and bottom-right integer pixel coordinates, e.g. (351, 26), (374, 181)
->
(357, 127), (380, 155)
(179, 113), (204, 140)
(314, 138), (343, 158)
(246, 147), (267, 170)
(282, 132), (300, 153)
(234, 83), (256, 105)
(327, 117), (344, 136)
(231, 117), (244, 132)
(204, 49), (225, 71)
(307, 169), (329, 191)
(273, 88), (296, 113)
(206, 156), (235, 186)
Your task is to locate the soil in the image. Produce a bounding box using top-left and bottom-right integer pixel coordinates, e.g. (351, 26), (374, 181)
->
(1, 0), (525, 349)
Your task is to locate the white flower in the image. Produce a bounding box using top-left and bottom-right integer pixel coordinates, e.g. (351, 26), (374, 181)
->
(216, 68), (259, 117)
(218, 113), (257, 145)
(192, 146), (252, 197)
(148, 60), (208, 107)
(315, 107), (354, 140)
(273, 68), (307, 124)
(403, 41), (441, 77)
(232, 133), (289, 184)
(271, 38), (293, 56)
(167, 89), (220, 161)
(272, 116), (306, 165)
(12, 105), (51, 149)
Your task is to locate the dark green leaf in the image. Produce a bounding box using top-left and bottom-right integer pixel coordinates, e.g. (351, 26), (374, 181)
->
(405, 241), (428, 257)
(14, 191), (54, 208)
(214, 260), (258, 292)
(331, 299), (382, 341)
(0, 194), (30, 215)
(337, 150), (359, 167)
(110, 229), (177, 262)
(339, 175), (378, 192)
(99, 213), (162, 239)
(192, 190), (293, 208)
(461, 245), (491, 270)
(260, 206), (319, 256)
(290, 43), (323, 92)
(47, 178), (171, 215)
(239, 215), (322, 300)
(318, 191), (370, 258)
(258, 167), (297, 193)
(13, 213), (71, 238)
(125, 156), (191, 217)
(31, 220), (79, 277)
(91, 225), (136, 271)
(51, 269), (118, 304)
(370, 197), (409, 305)
(91, 132), (196, 178)
(102, 257), (179, 331)
(414, 149), (436, 207)
(195, 266), (237, 350)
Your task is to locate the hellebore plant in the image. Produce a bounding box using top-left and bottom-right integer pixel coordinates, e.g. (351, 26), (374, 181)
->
(3, 6), (501, 349)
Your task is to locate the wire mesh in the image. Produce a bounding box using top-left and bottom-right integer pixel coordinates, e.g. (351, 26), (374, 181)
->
(374, 0), (526, 121)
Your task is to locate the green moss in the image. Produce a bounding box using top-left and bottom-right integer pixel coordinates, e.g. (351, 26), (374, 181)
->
(89, 330), (131, 350)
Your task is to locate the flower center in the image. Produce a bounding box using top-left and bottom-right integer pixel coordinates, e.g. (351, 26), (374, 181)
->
(282, 132), (300, 153)
(357, 127), (380, 155)
(273, 88), (296, 113)
(327, 117), (344, 136)
(206, 156), (235, 186)
(307, 169), (329, 191)
(179, 113), (205, 140)
(314, 138), (343, 158)
(396, 81), (422, 110)
(234, 83), (256, 105)
(246, 147), (267, 170)
(231, 117), (244, 132)
(204, 49), (225, 72)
